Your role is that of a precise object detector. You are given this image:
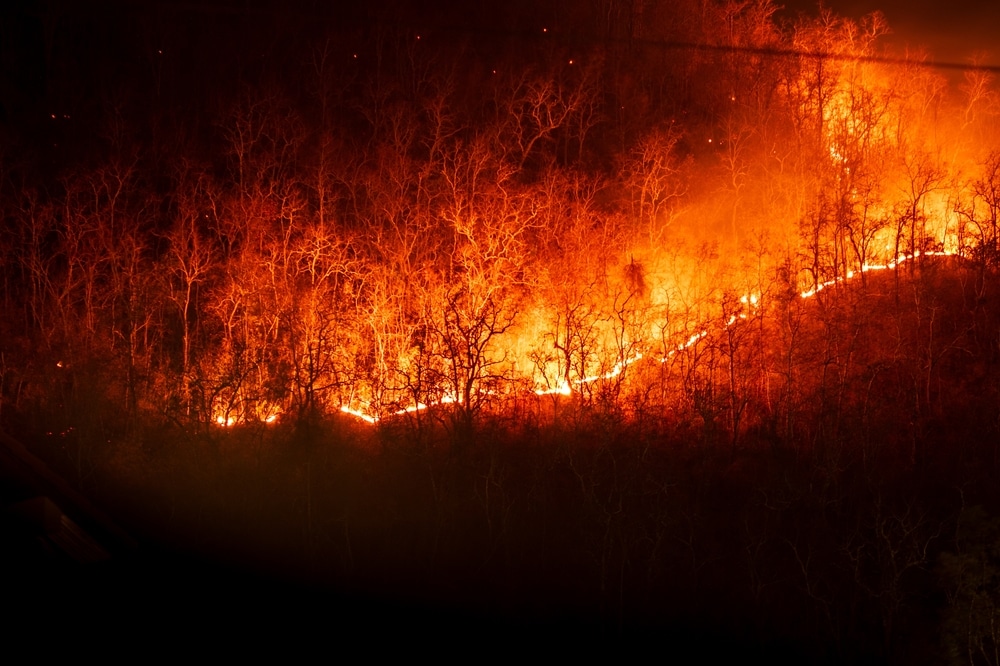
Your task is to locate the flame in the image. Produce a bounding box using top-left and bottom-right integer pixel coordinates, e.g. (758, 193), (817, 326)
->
(339, 396), (456, 424)
(335, 248), (955, 425)
(534, 352), (644, 396)
(799, 250), (953, 299)
(339, 405), (378, 424)
(211, 402), (282, 428)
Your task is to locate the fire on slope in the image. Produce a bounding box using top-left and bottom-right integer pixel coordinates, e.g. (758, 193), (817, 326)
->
(333, 248), (953, 426)
(202, 241), (956, 430)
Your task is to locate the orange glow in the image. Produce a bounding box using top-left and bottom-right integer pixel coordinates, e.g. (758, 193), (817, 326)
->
(15, 4), (995, 439)
(215, 414), (237, 427)
(211, 401), (282, 428)
(334, 244), (957, 425)
(799, 250), (953, 299)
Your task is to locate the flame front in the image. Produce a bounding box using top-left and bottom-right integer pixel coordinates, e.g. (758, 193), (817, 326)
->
(8, 4), (995, 434)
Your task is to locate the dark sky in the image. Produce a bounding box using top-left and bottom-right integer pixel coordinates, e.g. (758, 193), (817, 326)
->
(781, 0), (1000, 66)
(1, 0), (994, 136)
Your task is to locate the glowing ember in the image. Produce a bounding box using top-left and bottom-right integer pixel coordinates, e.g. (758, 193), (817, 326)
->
(799, 250), (954, 299)
(339, 405), (378, 424)
(534, 353), (644, 396)
(211, 404), (282, 428)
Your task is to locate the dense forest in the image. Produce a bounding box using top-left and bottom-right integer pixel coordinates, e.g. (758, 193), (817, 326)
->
(2, 0), (1000, 661)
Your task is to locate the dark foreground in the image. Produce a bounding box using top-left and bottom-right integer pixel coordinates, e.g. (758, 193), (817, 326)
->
(5, 265), (1000, 663)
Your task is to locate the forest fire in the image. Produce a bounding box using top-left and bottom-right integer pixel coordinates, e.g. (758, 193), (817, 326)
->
(339, 397), (442, 424)
(2, 1), (1000, 659)
(798, 249), (955, 299)
(6, 0), (991, 436)
(334, 244), (954, 426)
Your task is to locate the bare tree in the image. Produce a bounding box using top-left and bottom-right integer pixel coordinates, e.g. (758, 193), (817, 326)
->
(957, 151), (1000, 271)
(165, 169), (217, 414)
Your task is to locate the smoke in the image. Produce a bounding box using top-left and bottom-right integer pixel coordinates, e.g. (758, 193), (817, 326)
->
(783, 0), (1000, 67)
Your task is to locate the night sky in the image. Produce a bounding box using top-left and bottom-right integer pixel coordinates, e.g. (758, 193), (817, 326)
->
(2, 0), (996, 128)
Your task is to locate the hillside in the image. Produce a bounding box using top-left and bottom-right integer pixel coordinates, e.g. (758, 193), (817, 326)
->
(4, 257), (1000, 661)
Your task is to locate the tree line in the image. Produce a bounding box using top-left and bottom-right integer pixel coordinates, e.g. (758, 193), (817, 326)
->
(4, 2), (997, 439)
